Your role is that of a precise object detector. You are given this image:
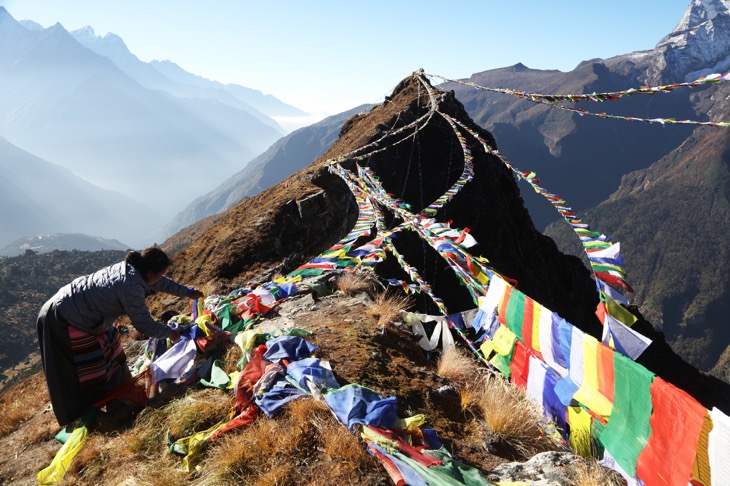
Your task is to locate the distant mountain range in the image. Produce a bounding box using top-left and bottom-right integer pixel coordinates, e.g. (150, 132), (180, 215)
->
(0, 233), (129, 257)
(0, 7), (306, 247)
(0, 136), (160, 247)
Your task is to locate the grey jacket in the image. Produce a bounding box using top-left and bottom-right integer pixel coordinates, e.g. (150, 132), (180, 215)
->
(51, 261), (190, 338)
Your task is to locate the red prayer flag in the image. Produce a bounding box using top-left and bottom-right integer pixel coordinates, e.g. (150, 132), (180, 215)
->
(509, 341), (530, 389)
(596, 343), (615, 403)
(596, 272), (635, 293)
(522, 297), (534, 351)
(498, 286), (513, 326)
(636, 377), (706, 486)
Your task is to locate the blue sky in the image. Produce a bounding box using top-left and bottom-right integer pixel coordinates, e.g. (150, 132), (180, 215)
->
(1, 0), (690, 121)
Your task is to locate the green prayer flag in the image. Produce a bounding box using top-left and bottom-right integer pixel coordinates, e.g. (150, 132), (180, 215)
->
(505, 289), (525, 342)
(490, 349), (515, 378)
(426, 447), (495, 485)
(200, 359), (230, 389)
(600, 353), (654, 476)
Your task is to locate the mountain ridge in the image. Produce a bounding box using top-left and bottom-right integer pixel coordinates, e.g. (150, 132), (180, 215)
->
(157, 103), (375, 243)
(0, 7), (287, 245)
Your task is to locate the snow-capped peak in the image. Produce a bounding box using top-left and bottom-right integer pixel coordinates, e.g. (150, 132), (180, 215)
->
(70, 26), (97, 44)
(672, 0), (730, 33)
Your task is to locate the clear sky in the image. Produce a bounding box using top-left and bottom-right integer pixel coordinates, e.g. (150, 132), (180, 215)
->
(1, 0), (691, 122)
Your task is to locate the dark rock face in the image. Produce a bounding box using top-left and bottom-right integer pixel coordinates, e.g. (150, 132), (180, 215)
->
(336, 78), (601, 332)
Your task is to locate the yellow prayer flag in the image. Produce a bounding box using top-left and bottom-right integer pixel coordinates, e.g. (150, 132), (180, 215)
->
(567, 406), (593, 458)
(573, 335), (613, 421)
(234, 329), (264, 355)
(175, 420), (228, 473)
(37, 426), (88, 485)
(492, 325), (517, 356)
(606, 297), (637, 327)
(480, 339), (495, 359)
(531, 303), (542, 354)
(691, 411), (713, 486)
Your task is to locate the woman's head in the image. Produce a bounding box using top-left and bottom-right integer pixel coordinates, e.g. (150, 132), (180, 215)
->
(126, 247), (172, 283)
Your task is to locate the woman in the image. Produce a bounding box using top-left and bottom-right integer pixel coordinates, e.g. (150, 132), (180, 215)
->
(37, 247), (204, 426)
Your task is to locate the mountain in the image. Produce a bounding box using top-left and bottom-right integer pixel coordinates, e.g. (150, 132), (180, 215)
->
(157, 104), (374, 243)
(441, 0), (730, 374)
(651, 0), (730, 82)
(546, 81), (730, 371)
(0, 249), (126, 384)
(443, 63), (696, 230)
(442, 2), (730, 231)
(0, 72), (727, 485)
(69, 27), (294, 130)
(151, 59), (307, 118)
(0, 136), (161, 248)
(0, 233), (129, 257)
(0, 7), (284, 223)
(163, 75), (730, 410)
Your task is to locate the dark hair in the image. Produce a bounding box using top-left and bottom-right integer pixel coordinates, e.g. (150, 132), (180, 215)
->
(125, 247), (172, 274)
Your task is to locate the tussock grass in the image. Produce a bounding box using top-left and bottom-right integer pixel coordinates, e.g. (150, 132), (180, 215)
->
(437, 346), (482, 387)
(197, 397), (378, 485)
(65, 388), (230, 484)
(335, 271), (375, 296)
(458, 382), (483, 411)
(572, 459), (625, 486)
(131, 388), (232, 454)
(472, 373), (553, 458)
(367, 291), (413, 327)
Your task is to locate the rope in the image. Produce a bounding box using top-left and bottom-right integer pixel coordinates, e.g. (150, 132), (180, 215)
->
(425, 71), (730, 127)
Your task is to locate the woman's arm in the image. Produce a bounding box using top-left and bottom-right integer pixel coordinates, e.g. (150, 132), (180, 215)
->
(150, 276), (194, 298)
(120, 285), (176, 338)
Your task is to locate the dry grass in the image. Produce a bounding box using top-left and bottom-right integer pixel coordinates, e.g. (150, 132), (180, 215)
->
(197, 397), (381, 485)
(367, 290), (413, 327)
(222, 342), (243, 374)
(571, 459), (625, 486)
(458, 382), (483, 411)
(437, 346), (482, 387)
(335, 271), (375, 296)
(0, 372), (50, 438)
(63, 387), (232, 484)
(133, 388), (232, 452)
(471, 373), (554, 458)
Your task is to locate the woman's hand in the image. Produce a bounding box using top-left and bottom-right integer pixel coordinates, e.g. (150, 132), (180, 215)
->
(168, 329), (181, 343)
(187, 289), (204, 300)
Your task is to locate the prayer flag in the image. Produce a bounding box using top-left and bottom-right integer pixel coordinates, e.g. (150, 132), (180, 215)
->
(636, 377), (706, 486)
(600, 353), (655, 477)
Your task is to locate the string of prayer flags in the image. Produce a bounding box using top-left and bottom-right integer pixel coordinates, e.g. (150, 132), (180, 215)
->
(427, 71), (730, 104)
(327, 106), (436, 167)
(426, 71), (730, 127)
(439, 111), (634, 306)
